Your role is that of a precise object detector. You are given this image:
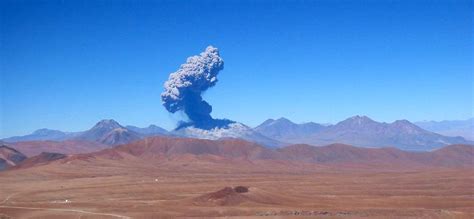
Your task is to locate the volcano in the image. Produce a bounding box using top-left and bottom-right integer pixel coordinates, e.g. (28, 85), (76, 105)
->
(172, 122), (283, 148)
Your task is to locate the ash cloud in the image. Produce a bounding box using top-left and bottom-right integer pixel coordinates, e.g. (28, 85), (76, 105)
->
(161, 46), (234, 130)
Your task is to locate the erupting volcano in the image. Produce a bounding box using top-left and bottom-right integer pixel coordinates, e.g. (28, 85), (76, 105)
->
(161, 46), (234, 130)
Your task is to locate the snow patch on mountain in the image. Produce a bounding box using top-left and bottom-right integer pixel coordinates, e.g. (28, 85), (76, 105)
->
(173, 123), (283, 148)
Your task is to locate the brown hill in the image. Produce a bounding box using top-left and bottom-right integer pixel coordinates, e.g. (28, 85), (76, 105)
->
(424, 144), (474, 167)
(70, 137), (474, 169)
(0, 145), (27, 170)
(8, 140), (109, 156)
(192, 186), (285, 206)
(193, 186), (252, 206)
(278, 143), (474, 168)
(13, 152), (67, 169)
(278, 143), (418, 166)
(9, 137), (473, 170)
(91, 137), (281, 160)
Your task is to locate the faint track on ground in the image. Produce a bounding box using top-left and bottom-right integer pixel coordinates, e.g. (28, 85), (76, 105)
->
(0, 193), (16, 204)
(0, 206), (131, 219)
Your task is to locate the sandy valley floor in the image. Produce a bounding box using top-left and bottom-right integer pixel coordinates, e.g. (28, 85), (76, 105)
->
(0, 157), (473, 218)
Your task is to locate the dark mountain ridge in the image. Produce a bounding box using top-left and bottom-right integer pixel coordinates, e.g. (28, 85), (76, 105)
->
(255, 116), (471, 150)
(126, 125), (169, 136)
(254, 117), (326, 141)
(2, 128), (77, 142)
(2, 119), (169, 146)
(0, 145), (27, 170)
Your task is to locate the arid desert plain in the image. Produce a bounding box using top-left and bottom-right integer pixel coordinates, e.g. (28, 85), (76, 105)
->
(1, 137), (473, 218)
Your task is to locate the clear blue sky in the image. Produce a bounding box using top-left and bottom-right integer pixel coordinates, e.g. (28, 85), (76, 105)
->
(1, 0), (472, 138)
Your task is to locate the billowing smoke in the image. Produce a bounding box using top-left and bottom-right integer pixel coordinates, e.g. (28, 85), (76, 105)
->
(161, 46), (234, 130)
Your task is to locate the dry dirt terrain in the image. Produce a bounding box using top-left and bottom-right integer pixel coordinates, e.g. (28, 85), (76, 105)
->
(1, 138), (473, 218)
(1, 157), (473, 218)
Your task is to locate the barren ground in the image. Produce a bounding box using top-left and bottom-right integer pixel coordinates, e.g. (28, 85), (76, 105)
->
(0, 157), (473, 218)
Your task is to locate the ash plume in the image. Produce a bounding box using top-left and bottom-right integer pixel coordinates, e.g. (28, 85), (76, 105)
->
(161, 46), (234, 130)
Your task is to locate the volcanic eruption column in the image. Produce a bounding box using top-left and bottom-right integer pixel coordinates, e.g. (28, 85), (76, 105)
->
(161, 46), (233, 130)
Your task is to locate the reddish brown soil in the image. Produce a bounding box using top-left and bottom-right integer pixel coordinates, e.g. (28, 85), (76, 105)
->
(1, 155), (473, 218)
(0, 137), (472, 218)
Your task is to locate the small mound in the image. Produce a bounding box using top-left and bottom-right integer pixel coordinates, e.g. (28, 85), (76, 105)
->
(207, 186), (249, 199)
(208, 187), (234, 199)
(194, 186), (251, 206)
(234, 186), (249, 193)
(192, 186), (285, 206)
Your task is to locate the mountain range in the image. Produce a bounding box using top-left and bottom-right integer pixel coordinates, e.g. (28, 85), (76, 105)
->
(126, 124), (169, 136)
(2, 119), (169, 146)
(415, 118), (473, 141)
(113, 137), (472, 168)
(254, 118), (326, 142)
(1, 128), (80, 142)
(3, 137), (473, 172)
(2, 116), (472, 153)
(255, 116), (471, 150)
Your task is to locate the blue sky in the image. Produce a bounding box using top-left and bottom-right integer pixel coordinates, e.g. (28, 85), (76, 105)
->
(1, 0), (472, 138)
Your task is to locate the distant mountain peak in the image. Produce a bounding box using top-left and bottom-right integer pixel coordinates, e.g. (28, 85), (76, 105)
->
(275, 117), (293, 123)
(337, 115), (377, 127)
(258, 117), (296, 128)
(88, 119), (124, 133)
(257, 119), (276, 127)
(33, 128), (55, 133)
(94, 119), (122, 128)
(391, 119), (421, 129)
(2, 128), (70, 143)
(254, 118), (325, 143)
(125, 124), (168, 136)
(98, 127), (141, 145)
(32, 128), (65, 136)
(389, 120), (424, 134)
(392, 119), (415, 126)
(348, 115), (372, 121)
(98, 119), (120, 124)
(74, 119), (139, 145)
